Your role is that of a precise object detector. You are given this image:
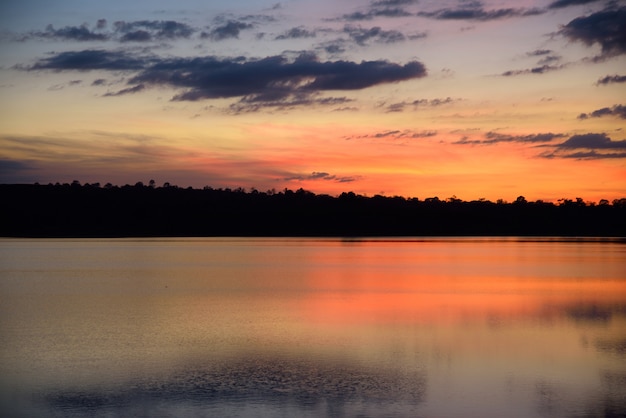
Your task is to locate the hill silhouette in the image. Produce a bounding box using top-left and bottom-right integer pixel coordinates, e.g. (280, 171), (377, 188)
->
(1, 182), (625, 237)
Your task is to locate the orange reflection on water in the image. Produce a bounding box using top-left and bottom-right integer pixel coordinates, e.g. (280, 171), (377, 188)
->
(302, 283), (626, 325)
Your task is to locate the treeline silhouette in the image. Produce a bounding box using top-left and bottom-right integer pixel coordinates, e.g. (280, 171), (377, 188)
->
(1, 181), (625, 237)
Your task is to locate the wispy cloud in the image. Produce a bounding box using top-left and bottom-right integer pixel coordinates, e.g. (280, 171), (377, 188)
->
(103, 84), (146, 97)
(343, 25), (407, 45)
(21, 19), (196, 43)
(578, 104), (626, 120)
(383, 97), (458, 112)
(500, 63), (566, 76)
(453, 132), (565, 145)
(417, 6), (544, 21)
(338, 0), (417, 21)
(114, 20), (195, 41)
(275, 27), (316, 40)
(346, 129), (438, 140)
(284, 171), (358, 183)
(596, 74), (626, 85)
(547, 0), (603, 9)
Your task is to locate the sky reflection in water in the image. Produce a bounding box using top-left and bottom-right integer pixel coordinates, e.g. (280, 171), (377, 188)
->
(0, 238), (625, 417)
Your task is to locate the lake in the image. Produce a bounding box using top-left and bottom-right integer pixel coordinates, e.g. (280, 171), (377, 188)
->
(1, 238), (625, 417)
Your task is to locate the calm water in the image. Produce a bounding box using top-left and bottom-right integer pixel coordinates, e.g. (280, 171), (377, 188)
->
(1, 238), (625, 417)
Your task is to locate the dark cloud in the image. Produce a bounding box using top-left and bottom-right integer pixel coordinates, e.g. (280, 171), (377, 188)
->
(103, 84), (146, 97)
(557, 133), (626, 149)
(344, 25), (406, 45)
(202, 21), (253, 40)
(275, 27), (316, 40)
(322, 43), (346, 54)
(417, 6), (543, 21)
(113, 20), (195, 40)
(342, 7), (413, 21)
(371, 0), (418, 6)
(120, 30), (152, 42)
(21, 19), (195, 43)
(578, 104), (626, 119)
(548, 0), (603, 9)
(32, 24), (109, 41)
(454, 132), (565, 145)
(285, 172), (358, 182)
(548, 150), (626, 159)
(596, 74), (626, 85)
(558, 7), (626, 58)
(26, 49), (426, 110)
(26, 49), (148, 71)
(541, 133), (626, 159)
(92, 78), (107, 86)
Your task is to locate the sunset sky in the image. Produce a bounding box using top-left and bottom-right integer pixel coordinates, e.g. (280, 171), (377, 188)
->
(1, 0), (625, 201)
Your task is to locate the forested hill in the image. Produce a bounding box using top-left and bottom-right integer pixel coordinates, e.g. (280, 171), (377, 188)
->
(1, 183), (625, 237)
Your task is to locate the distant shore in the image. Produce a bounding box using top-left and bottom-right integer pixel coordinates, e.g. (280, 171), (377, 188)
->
(2, 183), (625, 238)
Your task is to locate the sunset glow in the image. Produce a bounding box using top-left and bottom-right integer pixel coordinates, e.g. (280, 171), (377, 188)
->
(1, 0), (625, 201)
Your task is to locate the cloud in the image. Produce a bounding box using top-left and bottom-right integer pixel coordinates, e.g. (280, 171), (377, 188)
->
(18, 19), (196, 43)
(31, 24), (109, 41)
(285, 171), (358, 182)
(541, 133), (626, 159)
(383, 97), (458, 112)
(547, 150), (626, 159)
(453, 132), (566, 145)
(344, 25), (406, 45)
(202, 21), (253, 40)
(371, 0), (418, 6)
(120, 30), (152, 42)
(578, 104), (626, 120)
(417, 6), (543, 21)
(349, 8), (413, 20)
(26, 49), (426, 111)
(103, 84), (146, 97)
(347, 129), (438, 140)
(275, 27), (316, 40)
(522, 49), (561, 66)
(229, 94), (353, 114)
(134, 53), (426, 102)
(47, 80), (82, 91)
(501, 64), (566, 76)
(113, 20), (195, 40)
(548, 0), (603, 9)
(337, 0), (418, 21)
(558, 6), (626, 59)
(526, 49), (553, 57)
(557, 133), (626, 149)
(26, 49), (148, 71)
(596, 74), (626, 85)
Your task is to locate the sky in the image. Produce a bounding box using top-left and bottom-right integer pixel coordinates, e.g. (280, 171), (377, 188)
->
(0, 0), (625, 202)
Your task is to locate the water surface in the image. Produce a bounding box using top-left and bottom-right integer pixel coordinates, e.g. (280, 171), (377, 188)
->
(1, 238), (625, 417)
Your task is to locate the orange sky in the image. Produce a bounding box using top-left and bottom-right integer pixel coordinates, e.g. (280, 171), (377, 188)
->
(0, 0), (625, 201)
